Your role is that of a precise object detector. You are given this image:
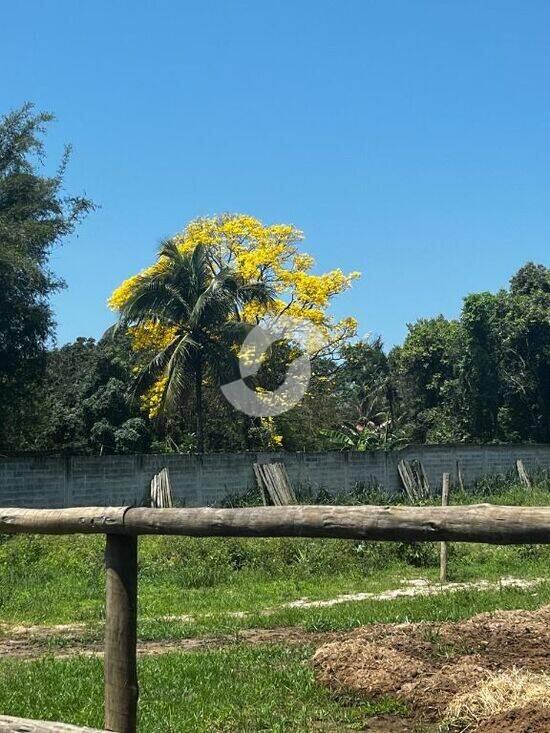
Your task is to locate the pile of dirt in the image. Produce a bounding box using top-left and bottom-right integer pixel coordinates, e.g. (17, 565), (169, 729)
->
(474, 704), (550, 733)
(312, 604), (550, 729)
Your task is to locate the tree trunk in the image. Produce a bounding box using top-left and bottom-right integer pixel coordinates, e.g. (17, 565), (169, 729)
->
(195, 360), (204, 453)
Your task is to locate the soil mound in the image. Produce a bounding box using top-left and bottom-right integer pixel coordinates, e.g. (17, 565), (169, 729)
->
(474, 704), (550, 733)
(312, 604), (550, 728)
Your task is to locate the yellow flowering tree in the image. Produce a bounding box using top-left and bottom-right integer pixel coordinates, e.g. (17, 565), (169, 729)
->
(177, 215), (359, 346)
(109, 239), (273, 451)
(109, 214), (360, 450)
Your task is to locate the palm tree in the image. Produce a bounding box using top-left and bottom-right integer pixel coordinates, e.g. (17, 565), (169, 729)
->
(114, 240), (273, 452)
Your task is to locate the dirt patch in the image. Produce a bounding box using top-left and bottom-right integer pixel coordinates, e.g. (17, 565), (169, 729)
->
(474, 704), (550, 733)
(361, 715), (422, 731)
(312, 604), (550, 729)
(283, 575), (546, 611)
(0, 622), (87, 637)
(0, 626), (340, 660)
(139, 627), (338, 656)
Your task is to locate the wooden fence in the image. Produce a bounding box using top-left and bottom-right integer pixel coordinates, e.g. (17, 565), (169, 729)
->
(1, 504), (549, 733)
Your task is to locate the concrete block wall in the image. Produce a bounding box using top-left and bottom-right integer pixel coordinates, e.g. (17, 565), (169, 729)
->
(0, 444), (549, 508)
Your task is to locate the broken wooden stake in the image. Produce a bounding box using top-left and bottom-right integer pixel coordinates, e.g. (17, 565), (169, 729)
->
(516, 459), (532, 489)
(253, 462), (297, 505)
(398, 459), (430, 503)
(456, 460), (465, 491)
(150, 467), (173, 508)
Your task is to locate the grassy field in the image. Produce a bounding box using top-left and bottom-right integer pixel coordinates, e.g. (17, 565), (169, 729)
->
(0, 645), (406, 732)
(0, 480), (548, 730)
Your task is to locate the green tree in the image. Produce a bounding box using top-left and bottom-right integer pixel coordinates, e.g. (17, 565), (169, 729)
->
(339, 338), (395, 424)
(34, 334), (151, 454)
(321, 338), (401, 449)
(113, 241), (273, 452)
(391, 316), (464, 443)
(0, 103), (93, 450)
(499, 263), (550, 441)
(390, 263), (550, 445)
(458, 263), (550, 443)
(460, 292), (502, 441)
(253, 345), (343, 451)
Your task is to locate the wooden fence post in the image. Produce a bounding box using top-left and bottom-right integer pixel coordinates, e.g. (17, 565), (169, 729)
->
(440, 473), (450, 583)
(104, 534), (138, 733)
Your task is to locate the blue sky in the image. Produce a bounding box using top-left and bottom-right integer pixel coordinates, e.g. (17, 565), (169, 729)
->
(3, 1), (550, 347)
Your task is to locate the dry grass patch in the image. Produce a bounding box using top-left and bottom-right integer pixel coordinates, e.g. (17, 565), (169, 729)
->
(445, 668), (550, 730)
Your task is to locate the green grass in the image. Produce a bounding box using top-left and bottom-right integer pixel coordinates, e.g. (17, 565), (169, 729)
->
(0, 484), (548, 628)
(0, 534), (549, 628)
(130, 581), (550, 644)
(0, 645), (404, 732)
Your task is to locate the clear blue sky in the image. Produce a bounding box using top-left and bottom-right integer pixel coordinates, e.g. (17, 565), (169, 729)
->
(3, 1), (550, 347)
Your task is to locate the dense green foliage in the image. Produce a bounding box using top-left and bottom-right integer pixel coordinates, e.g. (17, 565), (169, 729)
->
(34, 334), (151, 454)
(328, 263), (550, 448)
(390, 262), (550, 444)
(0, 104), (93, 451)
(9, 261), (549, 454)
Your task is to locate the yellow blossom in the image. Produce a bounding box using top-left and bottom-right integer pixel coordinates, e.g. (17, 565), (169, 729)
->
(261, 417), (284, 449)
(140, 376), (168, 419)
(129, 321), (179, 352)
(107, 259), (169, 310)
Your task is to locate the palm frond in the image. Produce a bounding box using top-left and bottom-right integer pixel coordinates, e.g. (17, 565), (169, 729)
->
(128, 331), (184, 401)
(161, 333), (199, 414)
(115, 280), (189, 332)
(157, 237), (182, 262)
(237, 281), (276, 307)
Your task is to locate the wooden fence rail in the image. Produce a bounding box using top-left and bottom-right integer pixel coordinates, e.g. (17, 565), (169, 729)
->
(0, 715), (108, 731)
(0, 503), (549, 732)
(1, 504), (550, 543)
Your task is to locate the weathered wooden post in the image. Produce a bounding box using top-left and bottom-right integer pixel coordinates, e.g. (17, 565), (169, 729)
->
(440, 473), (450, 582)
(104, 534), (138, 733)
